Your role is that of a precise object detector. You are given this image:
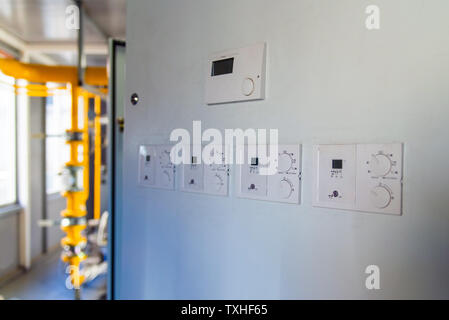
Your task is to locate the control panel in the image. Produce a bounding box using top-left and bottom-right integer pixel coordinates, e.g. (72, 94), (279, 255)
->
(179, 146), (229, 196)
(236, 145), (302, 204)
(138, 145), (175, 190)
(312, 143), (403, 215)
(205, 42), (266, 105)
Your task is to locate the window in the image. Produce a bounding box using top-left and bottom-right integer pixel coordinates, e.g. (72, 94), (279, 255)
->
(45, 85), (70, 194)
(0, 71), (16, 206)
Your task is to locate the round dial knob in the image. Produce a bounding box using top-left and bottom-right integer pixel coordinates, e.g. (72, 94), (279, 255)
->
(370, 185), (392, 209)
(369, 154), (392, 177)
(214, 174), (223, 192)
(160, 151), (171, 166)
(278, 153), (293, 173)
(162, 170), (171, 186)
(279, 179), (293, 199)
(242, 78), (255, 96)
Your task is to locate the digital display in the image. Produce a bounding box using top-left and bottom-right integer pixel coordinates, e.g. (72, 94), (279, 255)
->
(191, 156), (197, 164)
(211, 57), (234, 76)
(332, 159), (343, 169)
(146, 155), (151, 162)
(251, 157), (259, 166)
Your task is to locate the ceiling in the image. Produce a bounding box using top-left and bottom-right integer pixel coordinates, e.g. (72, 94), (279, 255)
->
(0, 0), (126, 65)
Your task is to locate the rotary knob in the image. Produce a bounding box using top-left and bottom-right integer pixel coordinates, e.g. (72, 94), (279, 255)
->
(161, 170), (171, 186)
(214, 174), (224, 192)
(369, 185), (392, 209)
(279, 178), (294, 199)
(160, 151), (171, 166)
(278, 152), (293, 173)
(241, 77), (255, 96)
(369, 153), (392, 177)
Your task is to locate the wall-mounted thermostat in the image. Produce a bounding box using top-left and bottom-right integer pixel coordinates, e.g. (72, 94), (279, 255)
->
(179, 146), (230, 196)
(312, 143), (403, 215)
(205, 42), (266, 105)
(236, 145), (302, 204)
(138, 145), (175, 190)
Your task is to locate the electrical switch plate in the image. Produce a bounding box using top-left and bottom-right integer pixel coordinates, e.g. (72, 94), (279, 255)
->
(312, 143), (403, 215)
(155, 145), (176, 190)
(356, 144), (403, 215)
(236, 144), (302, 203)
(312, 144), (357, 210)
(237, 145), (268, 199)
(179, 145), (230, 196)
(180, 155), (204, 193)
(203, 147), (229, 196)
(138, 145), (156, 187)
(267, 145), (302, 204)
(138, 145), (175, 190)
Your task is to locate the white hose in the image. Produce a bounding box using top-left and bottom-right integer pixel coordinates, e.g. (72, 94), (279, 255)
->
(96, 211), (108, 247)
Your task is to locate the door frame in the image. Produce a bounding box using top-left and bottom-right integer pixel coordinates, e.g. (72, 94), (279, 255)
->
(107, 39), (126, 300)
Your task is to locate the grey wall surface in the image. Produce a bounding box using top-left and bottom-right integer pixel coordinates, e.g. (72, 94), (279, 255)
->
(0, 212), (19, 279)
(117, 0), (449, 299)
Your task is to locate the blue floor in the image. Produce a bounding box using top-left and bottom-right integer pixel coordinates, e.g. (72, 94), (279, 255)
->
(0, 249), (107, 300)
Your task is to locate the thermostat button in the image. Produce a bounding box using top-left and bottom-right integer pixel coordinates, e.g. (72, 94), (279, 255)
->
(242, 77), (255, 96)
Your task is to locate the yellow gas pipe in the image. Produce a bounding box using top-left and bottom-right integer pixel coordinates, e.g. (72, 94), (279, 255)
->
(0, 59), (107, 288)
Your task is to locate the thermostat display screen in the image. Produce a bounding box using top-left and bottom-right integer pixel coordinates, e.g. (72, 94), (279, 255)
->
(332, 159), (343, 169)
(211, 57), (234, 76)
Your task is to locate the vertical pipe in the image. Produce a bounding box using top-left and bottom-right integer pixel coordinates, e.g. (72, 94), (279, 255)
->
(76, 0), (84, 87)
(41, 96), (47, 254)
(83, 91), (89, 199)
(94, 95), (101, 220)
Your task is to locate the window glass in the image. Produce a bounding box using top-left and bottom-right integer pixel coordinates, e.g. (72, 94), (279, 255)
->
(0, 71), (16, 206)
(46, 85), (70, 194)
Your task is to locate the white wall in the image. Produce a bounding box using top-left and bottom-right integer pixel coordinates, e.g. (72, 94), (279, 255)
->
(118, 0), (449, 299)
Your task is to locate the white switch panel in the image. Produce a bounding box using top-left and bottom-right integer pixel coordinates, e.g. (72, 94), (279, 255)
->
(180, 155), (204, 192)
(312, 144), (357, 210)
(267, 145), (302, 204)
(312, 143), (403, 215)
(239, 157), (268, 197)
(237, 144), (302, 204)
(203, 148), (229, 196)
(356, 144), (403, 215)
(138, 145), (175, 190)
(179, 146), (229, 196)
(138, 145), (156, 187)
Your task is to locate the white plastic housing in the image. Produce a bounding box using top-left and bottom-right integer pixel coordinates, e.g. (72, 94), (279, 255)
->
(312, 143), (403, 215)
(179, 146), (229, 196)
(205, 42), (266, 105)
(138, 145), (175, 190)
(236, 144), (302, 204)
